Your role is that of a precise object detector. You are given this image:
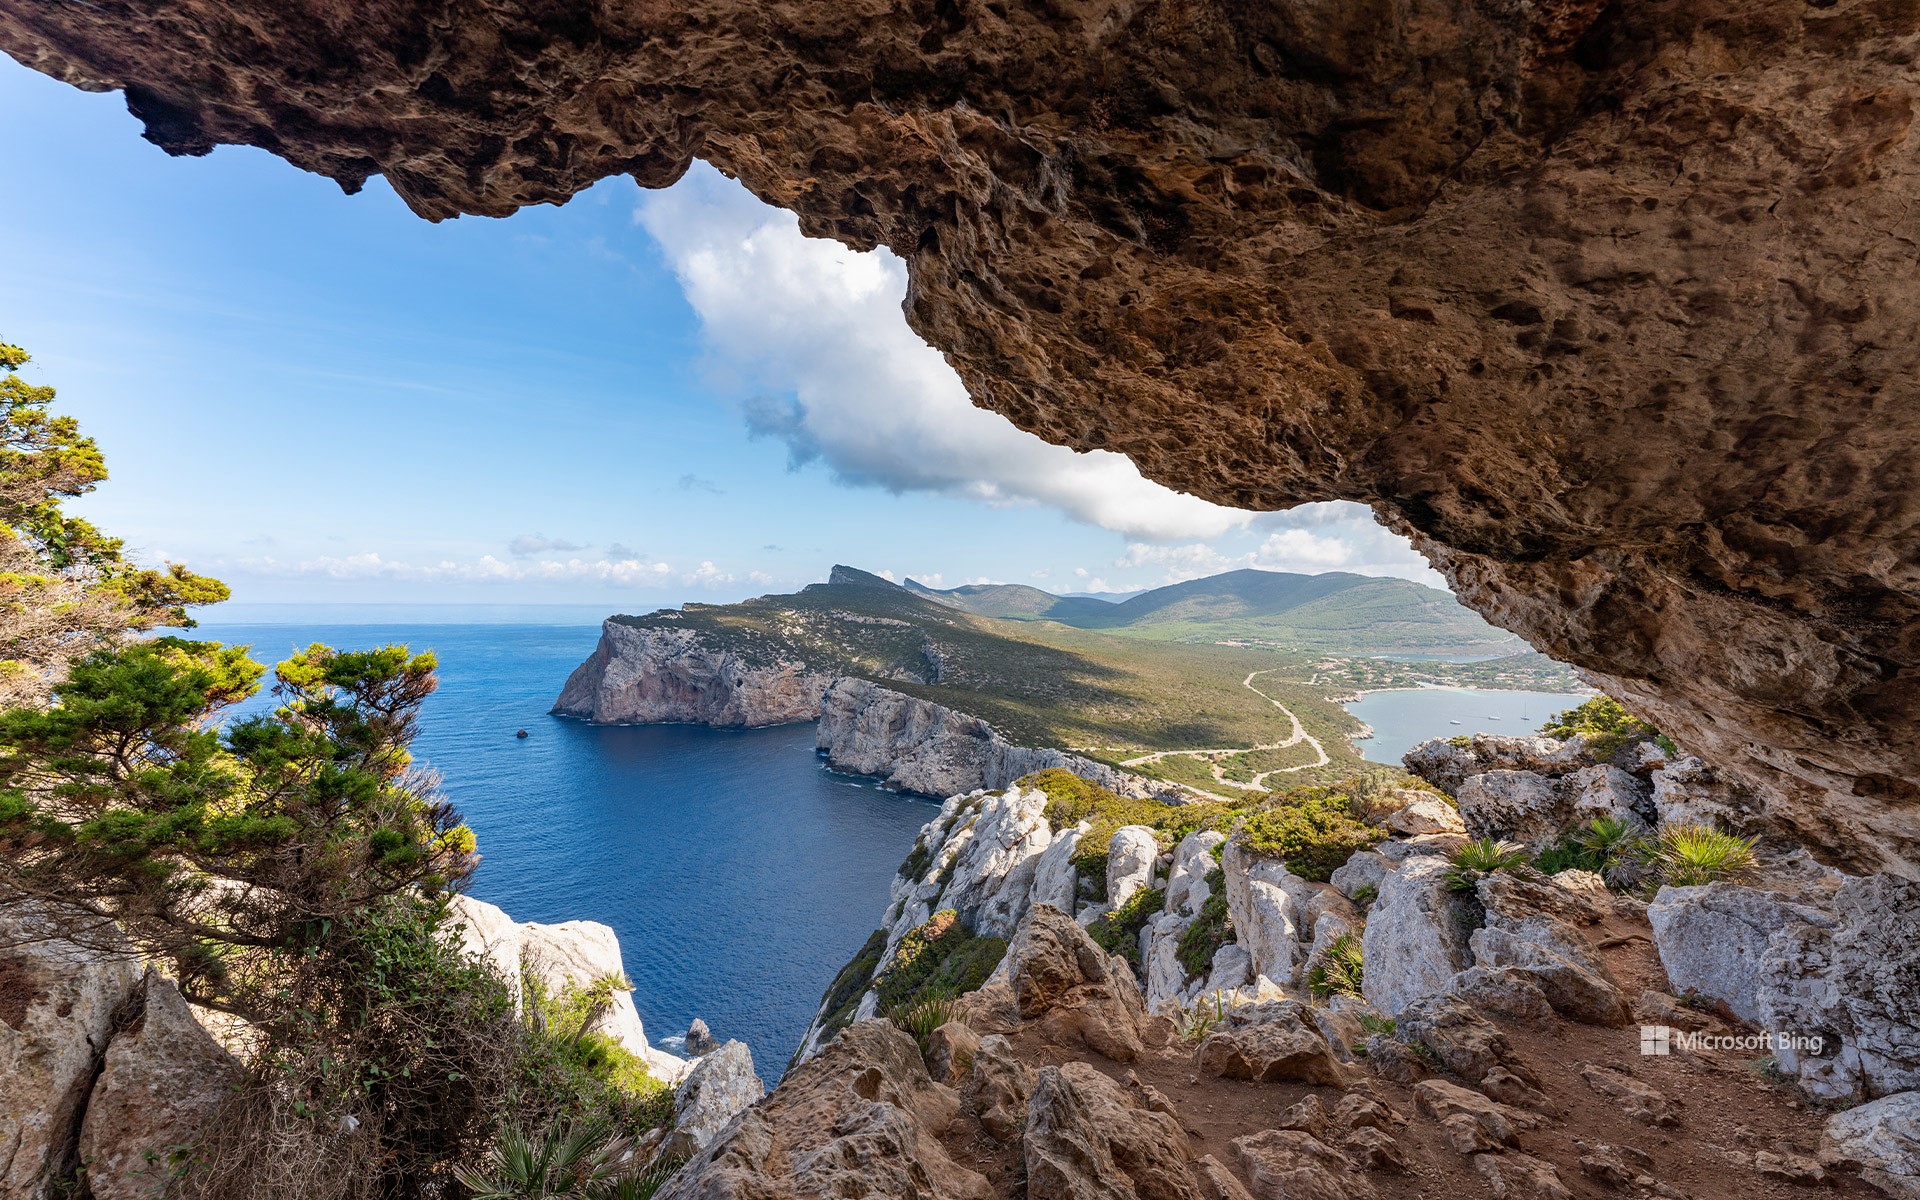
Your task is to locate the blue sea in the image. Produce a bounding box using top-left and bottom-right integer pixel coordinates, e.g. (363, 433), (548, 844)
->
(1343, 686), (1591, 767)
(197, 621), (939, 1069)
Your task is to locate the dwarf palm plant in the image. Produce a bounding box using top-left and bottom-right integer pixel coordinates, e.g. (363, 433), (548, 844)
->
(1649, 824), (1758, 887)
(1444, 838), (1530, 892)
(455, 1120), (677, 1199)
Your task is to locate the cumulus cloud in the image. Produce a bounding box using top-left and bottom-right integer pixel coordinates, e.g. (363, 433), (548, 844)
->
(509, 533), (587, 556)
(1114, 502), (1447, 587)
(635, 166), (1257, 542)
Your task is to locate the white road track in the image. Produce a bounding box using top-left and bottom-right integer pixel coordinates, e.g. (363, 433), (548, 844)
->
(1112, 670), (1329, 797)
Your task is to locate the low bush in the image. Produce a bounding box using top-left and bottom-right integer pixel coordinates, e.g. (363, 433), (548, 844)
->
(1237, 785), (1384, 881)
(888, 985), (960, 1049)
(1087, 887), (1165, 968)
(1444, 838), (1530, 892)
(811, 928), (888, 1048)
(1648, 823), (1758, 887)
(874, 910), (1006, 1016)
(1305, 932), (1364, 1000)
(455, 1119), (683, 1199)
(1176, 870), (1232, 977)
(1540, 694), (1662, 759)
(1025, 769), (1243, 899)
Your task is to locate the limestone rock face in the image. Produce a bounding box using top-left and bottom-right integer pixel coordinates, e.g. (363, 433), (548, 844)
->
(0, 915), (142, 1199)
(1470, 870), (1626, 1025)
(1824, 1091), (1920, 1200)
(1648, 883), (1827, 1024)
(662, 1039), (764, 1159)
(887, 786), (1053, 945)
(552, 621), (830, 727)
(1385, 798), (1466, 838)
(1105, 826), (1160, 911)
(1194, 1001), (1346, 1086)
(654, 1021), (987, 1200)
(1022, 1062), (1196, 1200)
(77, 974), (243, 1200)
(1455, 770), (1565, 851)
(1221, 840), (1305, 989)
(817, 678), (1161, 798)
(1404, 736), (1593, 797)
(1650, 757), (1763, 833)
(1361, 858), (1473, 1017)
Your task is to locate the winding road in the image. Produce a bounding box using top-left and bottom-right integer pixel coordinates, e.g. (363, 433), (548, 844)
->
(1116, 670), (1329, 796)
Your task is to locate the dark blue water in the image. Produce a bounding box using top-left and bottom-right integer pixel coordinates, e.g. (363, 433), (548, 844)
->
(197, 623), (939, 1066)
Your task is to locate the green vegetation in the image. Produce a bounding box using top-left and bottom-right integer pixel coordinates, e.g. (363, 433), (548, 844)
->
(455, 1120), (682, 1199)
(1648, 823), (1759, 887)
(1236, 785), (1384, 881)
(1358, 1013), (1397, 1037)
(1533, 816), (1647, 887)
(888, 986), (961, 1050)
(1444, 838), (1531, 892)
(1306, 932), (1364, 1000)
(809, 929), (888, 1051)
(1350, 883), (1378, 910)
(1175, 992), (1230, 1042)
(1087, 887), (1165, 968)
(874, 910), (1006, 1017)
(1027, 768), (1242, 896)
(1541, 694), (1663, 758)
(1177, 871), (1232, 976)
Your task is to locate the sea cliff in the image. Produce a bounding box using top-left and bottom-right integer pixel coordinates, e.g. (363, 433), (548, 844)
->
(552, 620), (832, 727)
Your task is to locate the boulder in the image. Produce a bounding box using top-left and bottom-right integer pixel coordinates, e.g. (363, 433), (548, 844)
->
(1403, 734), (1592, 796)
(1004, 904), (1145, 1062)
(1194, 1001), (1346, 1086)
(1385, 798), (1466, 837)
(1824, 1091), (1920, 1199)
(1106, 826), (1160, 911)
(77, 973), (243, 1200)
(1142, 911), (1196, 1013)
(1649, 883), (1827, 1023)
(0, 912), (142, 1200)
(1650, 756), (1761, 832)
(1030, 821), (1087, 916)
(654, 1020), (987, 1200)
(1473, 1151), (1572, 1200)
(964, 1034), (1032, 1142)
(1360, 858), (1472, 1016)
(1329, 851), (1390, 900)
(1580, 1063), (1678, 1127)
(1192, 1154), (1258, 1200)
(1165, 830), (1226, 917)
(685, 1017), (718, 1057)
(1445, 966), (1553, 1021)
(924, 1020), (980, 1086)
(1341, 1125), (1408, 1173)
(1472, 870), (1626, 1025)
(1394, 995), (1531, 1086)
(1023, 1061), (1197, 1200)
(662, 1040), (764, 1158)
(1455, 770), (1564, 850)
(1412, 1079), (1530, 1150)
(1201, 945), (1253, 999)
(1221, 841), (1304, 988)
(1230, 1129), (1375, 1200)
(1562, 765), (1651, 830)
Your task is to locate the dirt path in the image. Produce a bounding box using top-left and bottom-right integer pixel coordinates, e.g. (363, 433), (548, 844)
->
(1116, 670), (1330, 794)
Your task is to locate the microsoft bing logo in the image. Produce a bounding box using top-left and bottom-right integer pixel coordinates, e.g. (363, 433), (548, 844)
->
(1638, 1024), (1823, 1056)
(1640, 1025), (1672, 1055)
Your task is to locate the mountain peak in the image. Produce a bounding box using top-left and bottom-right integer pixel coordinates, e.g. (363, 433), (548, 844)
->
(826, 565), (902, 589)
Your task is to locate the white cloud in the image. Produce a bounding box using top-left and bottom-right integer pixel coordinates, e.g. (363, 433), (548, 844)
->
(635, 166), (1256, 542)
(1113, 502), (1447, 587)
(230, 551), (750, 589)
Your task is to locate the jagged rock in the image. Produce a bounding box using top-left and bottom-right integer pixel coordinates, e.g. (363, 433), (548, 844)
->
(817, 678), (1161, 798)
(1632, 990), (1722, 1033)
(0, 912), (142, 1199)
(1375, 833), (1468, 863)
(1760, 873), (1920, 1103)
(1192, 1154), (1258, 1200)
(1360, 1035), (1429, 1085)
(1473, 870), (1628, 1025)
(1221, 841), (1304, 989)
(1333, 1094), (1402, 1133)
(1195, 1001), (1345, 1086)
(924, 1020), (979, 1086)
(1754, 1150), (1828, 1186)
(1202, 945), (1254, 999)
(1648, 883), (1827, 1024)
(662, 1040), (765, 1158)
(1563, 765), (1652, 829)
(1107, 826), (1160, 911)
(1341, 1126), (1407, 1173)
(1329, 851), (1390, 901)
(1455, 770), (1565, 850)
(1413, 1080), (1528, 1150)
(1446, 967), (1554, 1021)
(553, 621), (832, 726)
(1230, 1129), (1375, 1200)
(1577, 1143), (1642, 1188)
(1166, 830), (1226, 917)
(1142, 910), (1196, 1013)
(1360, 858), (1472, 1016)
(1473, 1151), (1572, 1200)
(1650, 757), (1761, 833)
(1481, 1066), (1550, 1112)
(1275, 1094), (1331, 1138)
(449, 894), (689, 1083)
(1030, 822), (1087, 916)
(685, 1017), (717, 1056)
(654, 1021), (986, 1200)
(962, 1034), (1031, 1142)
(1623, 741), (1674, 776)
(1395, 995), (1531, 1086)
(1824, 1091), (1920, 1199)
(1023, 1061), (1197, 1200)
(1581, 1063), (1679, 1127)
(1005, 904), (1145, 1062)
(76, 973), (242, 1200)
(1404, 736), (1593, 796)
(1386, 798), (1466, 837)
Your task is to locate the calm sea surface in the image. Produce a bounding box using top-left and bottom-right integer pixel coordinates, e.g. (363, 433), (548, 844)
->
(1343, 686), (1592, 767)
(197, 622), (939, 1067)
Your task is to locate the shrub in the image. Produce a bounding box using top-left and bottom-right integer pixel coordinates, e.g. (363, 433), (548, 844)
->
(1175, 993), (1230, 1042)
(1540, 694), (1661, 759)
(1648, 824), (1758, 887)
(1237, 786), (1384, 881)
(888, 985), (960, 1049)
(455, 1119), (682, 1199)
(1087, 887), (1165, 968)
(812, 929), (887, 1047)
(1444, 838), (1530, 892)
(1305, 932), (1364, 1000)
(874, 910), (1006, 1016)
(1176, 871), (1232, 977)
(1025, 768), (1243, 899)
(1349, 883), (1378, 910)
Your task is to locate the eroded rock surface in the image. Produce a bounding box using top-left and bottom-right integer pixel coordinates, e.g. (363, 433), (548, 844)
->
(5, 0), (1920, 870)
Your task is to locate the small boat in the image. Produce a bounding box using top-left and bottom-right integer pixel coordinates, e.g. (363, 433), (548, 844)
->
(1449, 720), (1462, 725)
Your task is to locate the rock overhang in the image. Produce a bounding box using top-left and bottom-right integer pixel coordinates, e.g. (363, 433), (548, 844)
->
(2, 0), (1916, 870)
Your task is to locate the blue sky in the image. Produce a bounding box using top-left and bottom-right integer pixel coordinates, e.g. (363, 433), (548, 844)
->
(0, 54), (1445, 612)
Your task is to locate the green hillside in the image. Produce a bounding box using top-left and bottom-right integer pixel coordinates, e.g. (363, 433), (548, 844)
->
(901, 568), (1520, 655)
(610, 567), (1371, 790)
